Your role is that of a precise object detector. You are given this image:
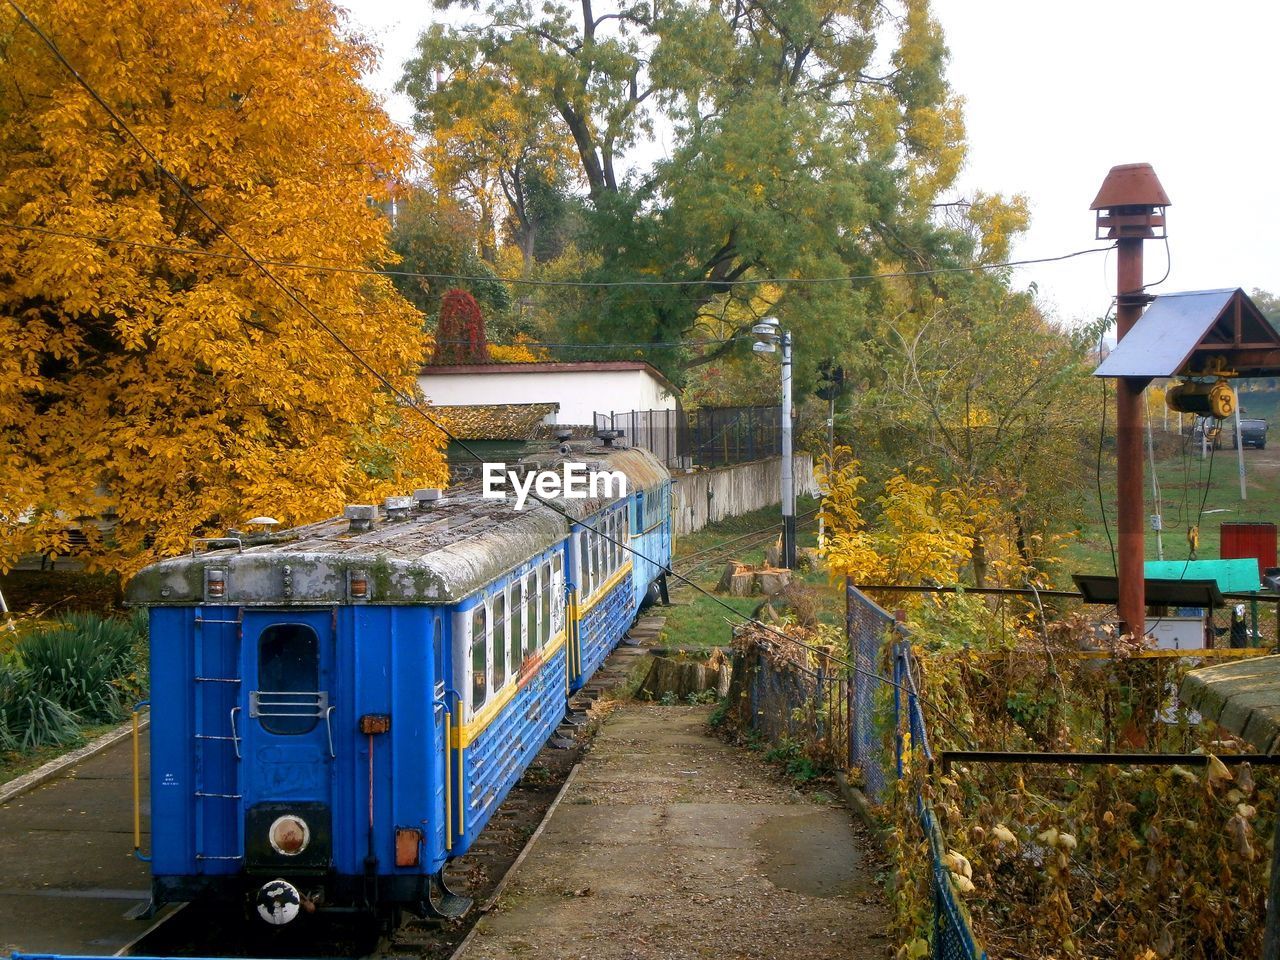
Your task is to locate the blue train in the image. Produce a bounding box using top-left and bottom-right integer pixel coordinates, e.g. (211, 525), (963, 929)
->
(125, 440), (671, 926)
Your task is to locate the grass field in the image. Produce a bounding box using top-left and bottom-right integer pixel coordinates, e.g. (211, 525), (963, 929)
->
(1063, 422), (1280, 585)
(661, 495), (838, 649)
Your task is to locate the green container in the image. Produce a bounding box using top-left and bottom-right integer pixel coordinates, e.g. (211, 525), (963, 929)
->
(1144, 558), (1261, 593)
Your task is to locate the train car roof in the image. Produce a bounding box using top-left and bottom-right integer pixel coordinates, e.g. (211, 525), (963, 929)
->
(125, 444), (669, 607)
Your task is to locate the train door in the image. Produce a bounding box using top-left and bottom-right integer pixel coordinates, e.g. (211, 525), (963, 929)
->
(430, 613), (450, 856)
(239, 609), (335, 876)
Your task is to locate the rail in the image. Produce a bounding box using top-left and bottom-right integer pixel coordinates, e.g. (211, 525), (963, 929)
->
(132, 700), (150, 863)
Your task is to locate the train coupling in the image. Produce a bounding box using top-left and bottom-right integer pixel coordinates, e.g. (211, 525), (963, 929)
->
(255, 878), (301, 925)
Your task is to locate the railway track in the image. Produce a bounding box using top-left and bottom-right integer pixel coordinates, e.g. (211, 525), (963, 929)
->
(115, 636), (655, 960)
(671, 508), (820, 579)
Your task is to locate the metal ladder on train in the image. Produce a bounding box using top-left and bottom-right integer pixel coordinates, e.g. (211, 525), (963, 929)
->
(192, 608), (244, 864)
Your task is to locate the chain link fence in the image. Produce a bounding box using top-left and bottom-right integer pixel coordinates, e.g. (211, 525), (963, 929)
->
(845, 581), (986, 960)
(721, 584), (984, 959)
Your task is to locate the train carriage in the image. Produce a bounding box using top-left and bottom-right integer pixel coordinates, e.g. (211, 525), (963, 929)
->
(125, 442), (670, 926)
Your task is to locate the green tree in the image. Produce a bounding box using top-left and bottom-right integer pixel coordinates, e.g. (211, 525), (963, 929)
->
(402, 0), (977, 382)
(389, 189), (512, 334)
(848, 272), (1100, 585)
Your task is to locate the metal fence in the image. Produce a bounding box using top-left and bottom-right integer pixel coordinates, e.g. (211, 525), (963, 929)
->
(846, 581), (986, 960)
(594, 405), (781, 469)
(688, 405), (781, 466)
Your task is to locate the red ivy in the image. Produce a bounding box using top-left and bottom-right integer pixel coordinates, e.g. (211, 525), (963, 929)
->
(432, 288), (489, 364)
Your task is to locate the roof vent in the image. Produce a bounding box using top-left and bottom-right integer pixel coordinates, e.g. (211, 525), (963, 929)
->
(555, 430), (573, 443)
(384, 496), (414, 521)
(414, 488), (444, 511)
(344, 504), (377, 533)
(596, 428), (622, 447)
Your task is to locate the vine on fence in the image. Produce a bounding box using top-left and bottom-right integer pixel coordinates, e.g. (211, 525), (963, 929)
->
(889, 598), (1274, 959)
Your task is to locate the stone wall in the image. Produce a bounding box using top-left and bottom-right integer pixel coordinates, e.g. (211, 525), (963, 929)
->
(670, 454), (817, 537)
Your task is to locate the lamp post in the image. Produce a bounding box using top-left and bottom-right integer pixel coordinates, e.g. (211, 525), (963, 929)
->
(754, 318), (796, 568)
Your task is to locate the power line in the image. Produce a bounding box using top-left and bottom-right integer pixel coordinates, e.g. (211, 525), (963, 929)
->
(4, 0), (1066, 745)
(0, 219), (1114, 290)
(436, 337), (739, 349)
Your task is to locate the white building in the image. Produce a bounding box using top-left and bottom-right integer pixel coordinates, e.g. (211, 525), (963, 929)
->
(418, 361), (680, 426)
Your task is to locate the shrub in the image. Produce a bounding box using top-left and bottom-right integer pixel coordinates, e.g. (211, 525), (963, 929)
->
(0, 663), (82, 752)
(18, 612), (145, 723)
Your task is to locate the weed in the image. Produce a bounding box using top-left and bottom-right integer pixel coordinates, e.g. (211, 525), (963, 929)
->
(685, 689), (719, 704)
(763, 737), (825, 784)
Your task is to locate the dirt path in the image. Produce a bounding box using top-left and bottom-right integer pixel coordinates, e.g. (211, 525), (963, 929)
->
(459, 704), (892, 960)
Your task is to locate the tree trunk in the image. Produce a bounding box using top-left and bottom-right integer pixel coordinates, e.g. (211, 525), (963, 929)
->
(971, 533), (987, 589)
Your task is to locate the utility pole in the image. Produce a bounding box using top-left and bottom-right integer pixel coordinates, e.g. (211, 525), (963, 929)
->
(1234, 401), (1247, 501)
(1090, 163), (1170, 641)
(753, 318), (796, 568)
(781, 330), (796, 568)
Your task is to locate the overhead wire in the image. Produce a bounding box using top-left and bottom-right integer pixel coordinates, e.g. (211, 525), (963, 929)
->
(0, 219), (1115, 290)
(7, 0), (1114, 747)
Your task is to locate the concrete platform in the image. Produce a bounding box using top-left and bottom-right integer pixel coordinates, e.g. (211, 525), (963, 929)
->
(0, 735), (152, 953)
(458, 704), (891, 960)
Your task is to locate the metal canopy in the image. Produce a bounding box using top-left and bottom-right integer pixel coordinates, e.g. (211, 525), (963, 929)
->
(1073, 574), (1225, 608)
(1094, 288), (1280, 379)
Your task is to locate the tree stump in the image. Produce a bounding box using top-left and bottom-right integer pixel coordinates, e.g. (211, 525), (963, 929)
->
(756, 568), (792, 596)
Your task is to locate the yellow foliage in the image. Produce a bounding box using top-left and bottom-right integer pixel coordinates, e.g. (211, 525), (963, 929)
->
(0, 0), (447, 575)
(818, 447), (973, 593)
(489, 336), (548, 363)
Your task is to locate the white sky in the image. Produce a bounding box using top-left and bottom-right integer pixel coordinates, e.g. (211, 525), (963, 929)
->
(342, 0), (1280, 327)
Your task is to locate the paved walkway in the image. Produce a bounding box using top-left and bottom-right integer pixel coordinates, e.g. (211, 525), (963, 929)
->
(460, 704), (891, 960)
(0, 735), (152, 954)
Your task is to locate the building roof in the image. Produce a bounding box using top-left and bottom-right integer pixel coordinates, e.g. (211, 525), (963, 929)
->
(421, 360), (680, 396)
(433, 403), (558, 441)
(1095, 288), (1280, 379)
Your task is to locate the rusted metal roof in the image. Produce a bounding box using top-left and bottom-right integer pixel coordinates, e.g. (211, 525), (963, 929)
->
(1090, 162), (1171, 210)
(126, 444), (669, 606)
(1094, 288), (1280, 379)
(433, 403), (558, 440)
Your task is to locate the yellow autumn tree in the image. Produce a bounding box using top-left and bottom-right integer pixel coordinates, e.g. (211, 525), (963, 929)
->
(0, 0), (447, 575)
(819, 447), (973, 599)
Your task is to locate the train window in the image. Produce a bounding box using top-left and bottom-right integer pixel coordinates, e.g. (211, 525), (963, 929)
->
(492, 592), (507, 690)
(580, 531), (592, 598)
(470, 605), (487, 713)
(510, 580), (523, 675)
(256, 624), (320, 735)
(540, 562), (551, 646)
(594, 527), (604, 581)
(524, 572), (537, 655)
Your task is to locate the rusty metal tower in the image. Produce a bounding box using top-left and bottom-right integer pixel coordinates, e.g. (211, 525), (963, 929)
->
(1090, 163), (1171, 639)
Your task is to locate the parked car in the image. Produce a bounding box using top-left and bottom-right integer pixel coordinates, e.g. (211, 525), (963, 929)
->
(1233, 418), (1268, 449)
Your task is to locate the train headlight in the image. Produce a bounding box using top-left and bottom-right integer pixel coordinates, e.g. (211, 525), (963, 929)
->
(268, 814), (310, 856)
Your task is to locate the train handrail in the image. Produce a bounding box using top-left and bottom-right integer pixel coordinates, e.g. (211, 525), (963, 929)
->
(132, 700), (151, 862)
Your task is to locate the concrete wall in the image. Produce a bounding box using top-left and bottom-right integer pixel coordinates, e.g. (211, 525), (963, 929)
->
(670, 454), (817, 537)
(419, 367), (678, 424)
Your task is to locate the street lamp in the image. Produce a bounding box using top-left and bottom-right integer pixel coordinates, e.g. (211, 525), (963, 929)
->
(753, 318), (795, 568)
